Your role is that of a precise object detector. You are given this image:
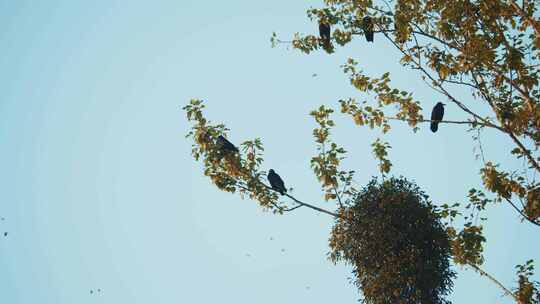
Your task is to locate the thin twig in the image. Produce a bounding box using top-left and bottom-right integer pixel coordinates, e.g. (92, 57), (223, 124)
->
(508, 131), (540, 172)
(333, 186), (344, 208)
(282, 190), (342, 218)
(379, 28), (540, 174)
(284, 204), (303, 212)
(476, 128), (487, 164)
(238, 182), (342, 219)
(352, 29), (458, 49)
(469, 264), (519, 302)
(441, 78), (478, 90)
(509, 0), (540, 37)
(379, 30), (489, 127)
(324, 142), (345, 209)
(270, 201), (304, 213)
(276, 39), (293, 44)
(384, 116), (486, 127)
(504, 197), (540, 227)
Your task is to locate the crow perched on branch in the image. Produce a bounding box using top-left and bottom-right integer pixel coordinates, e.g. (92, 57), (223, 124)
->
(216, 135), (239, 153)
(268, 169), (287, 195)
(430, 102), (445, 132)
(362, 16), (374, 42)
(319, 21), (331, 49)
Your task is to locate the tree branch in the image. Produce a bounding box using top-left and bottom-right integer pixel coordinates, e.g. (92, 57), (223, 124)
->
(469, 264), (519, 302)
(380, 27), (540, 174)
(507, 131), (540, 172)
(352, 29), (459, 49)
(441, 78), (478, 90)
(270, 201), (304, 213)
(237, 182), (342, 219)
(324, 142), (344, 209)
(384, 116), (488, 127)
(333, 186), (344, 208)
(509, 0), (540, 38)
(504, 197), (540, 227)
(283, 204), (303, 212)
(470, 72), (540, 171)
(379, 29), (492, 129)
(282, 190), (342, 218)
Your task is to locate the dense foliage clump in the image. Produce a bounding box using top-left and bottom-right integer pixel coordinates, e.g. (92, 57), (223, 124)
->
(329, 177), (455, 304)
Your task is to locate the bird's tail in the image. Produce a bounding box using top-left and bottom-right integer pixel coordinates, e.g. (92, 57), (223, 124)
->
(321, 38), (332, 52)
(430, 122), (439, 132)
(366, 32), (374, 42)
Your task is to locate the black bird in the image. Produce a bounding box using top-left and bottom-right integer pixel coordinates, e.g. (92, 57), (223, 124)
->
(216, 135), (239, 154)
(268, 169), (287, 195)
(362, 16), (374, 42)
(430, 102), (445, 132)
(319, 21), (331, 49)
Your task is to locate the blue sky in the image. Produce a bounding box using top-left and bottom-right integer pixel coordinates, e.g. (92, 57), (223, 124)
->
(0, 1), (538, 303)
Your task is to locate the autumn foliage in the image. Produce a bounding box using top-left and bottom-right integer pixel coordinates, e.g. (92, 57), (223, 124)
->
(329, 177), (455, 304)
(186, 0), (540, 302)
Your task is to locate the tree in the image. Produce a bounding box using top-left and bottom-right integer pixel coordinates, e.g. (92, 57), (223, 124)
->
(329, 177), (456, 304)
(185, 0), (540, 302)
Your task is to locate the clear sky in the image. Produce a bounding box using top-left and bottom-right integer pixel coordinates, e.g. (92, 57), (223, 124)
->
(0, 1), (538, 303)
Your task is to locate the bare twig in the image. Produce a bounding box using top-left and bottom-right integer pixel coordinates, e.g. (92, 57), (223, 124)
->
(475, 128), (487, 164)
(276, 39), (293, 44)
(237, 182), (342, 219)
(507, 131), (540, 172)
(441, 78), (478, 90)
(283, 190), (342, 218)
(270, 201), (304, 213)
(384, 116), (487, 127)
(469, 264), (519, 302)
(284, 204), (303, 212)
(504, 197), (540, 227)
(333, 186), (344, 208)
(351, 29), (459, 49)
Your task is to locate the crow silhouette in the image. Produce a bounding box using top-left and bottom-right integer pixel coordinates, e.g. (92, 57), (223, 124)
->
(362, 16), (374, 42)
(268, 169), (287, 195)
(216, 135), (239, 153)
(430, 102), (445, 132)
(319, 21), (331, 49)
